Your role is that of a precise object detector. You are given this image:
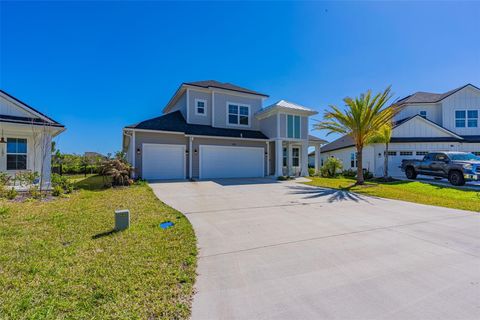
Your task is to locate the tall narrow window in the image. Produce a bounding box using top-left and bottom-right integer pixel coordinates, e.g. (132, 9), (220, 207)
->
(227, 103), (249, 126)
(287, 115), (301, 139)
(350, 153), (355, 168)
(7, 138), (27, 170)
(419, 111), (427, 119)
(282, 147), (287, 167)
(292, 148), (299, 167)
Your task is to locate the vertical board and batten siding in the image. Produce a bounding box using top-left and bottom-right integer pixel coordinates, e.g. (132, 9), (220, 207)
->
(441, 86), (480, 136)
(212, 92), (263, 130)
(392, 117), (453, 138)
(134, 131), (189, 178)
(0, 95), (37, 118)
(394, 103), (442, 125)
(191, 137), (267, 178)
(169, 92), (187, 119)
(187, 89), (212, 126)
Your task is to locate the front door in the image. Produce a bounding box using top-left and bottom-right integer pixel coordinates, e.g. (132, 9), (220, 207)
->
(292, 147), (300, 175)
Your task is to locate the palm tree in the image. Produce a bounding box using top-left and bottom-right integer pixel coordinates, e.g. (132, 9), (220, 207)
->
(369, 123), (393, 180)
(315, 87), (399, 185)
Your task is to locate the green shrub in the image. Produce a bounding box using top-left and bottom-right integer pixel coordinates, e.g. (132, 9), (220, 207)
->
(28, 185), (41, 199)
(308, 168), (316, 176)
(6, 188), (17, 200)
(277, 175), (293, 181)
(99, 158), (132, 186)
(0, 172), (11, 186)
(320, 157), (343, 177)
(52, 185), (63, 197)
(15, 171), (39, 187)
(364, 170), (374, 180)
(51, 173), (74, 194)
(0, 206), (9, 215)
(341, 169), (357, 178)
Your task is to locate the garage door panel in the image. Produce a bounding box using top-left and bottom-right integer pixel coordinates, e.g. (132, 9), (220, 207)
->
(200, 145), (264, 179)
(142, 144), (185, 180)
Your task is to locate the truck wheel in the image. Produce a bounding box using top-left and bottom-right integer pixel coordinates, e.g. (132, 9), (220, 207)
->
(405, 166), (417, 179)
(448, 171), (465, 186)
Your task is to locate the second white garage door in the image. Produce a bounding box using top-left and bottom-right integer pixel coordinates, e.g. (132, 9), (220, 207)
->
(199, 145), (264, 179)
(142, 144), (185, 180)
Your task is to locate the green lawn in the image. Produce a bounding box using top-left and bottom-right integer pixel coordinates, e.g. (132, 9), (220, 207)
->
(305, 177), (480, 212)
(0, 175), (197, 319)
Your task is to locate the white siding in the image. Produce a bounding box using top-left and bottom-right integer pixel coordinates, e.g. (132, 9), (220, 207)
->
(394, 103), (442, 125)
(0, 95), (37, 118)
(441, 86), (480, 136)
(321, 146), (375, 173)
(392, 117), (453, 138)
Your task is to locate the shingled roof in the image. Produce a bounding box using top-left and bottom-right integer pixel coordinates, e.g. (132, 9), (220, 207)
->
(126, 111), (268, 139)
(396, 83), (479, 106)
(184, 80), (269, 97)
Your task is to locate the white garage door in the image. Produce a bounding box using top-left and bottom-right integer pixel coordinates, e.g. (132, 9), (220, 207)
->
(388, 151), (424, 177)
(199, 145), (264, 179)
(142, 144), (185, 180)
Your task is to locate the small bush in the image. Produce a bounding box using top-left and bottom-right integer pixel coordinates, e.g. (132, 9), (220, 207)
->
(363, 170), (374, 180)
(16, 171), (40, 187)
(100, 158), (132, 186)
(6, 188), (18, 200)
(341, 169), (357, 178)
(308, 168), (316, 176)
(277, 175), (293, 181)
(52, 185), (63, 197)
(28, 185), (41, 199)
(51, 174), (74, 194)
(0, 172), (11, 186)
(320, 157), (343, 178)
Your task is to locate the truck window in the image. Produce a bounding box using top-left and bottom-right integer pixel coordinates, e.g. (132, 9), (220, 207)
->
(435, 154), (448, 161)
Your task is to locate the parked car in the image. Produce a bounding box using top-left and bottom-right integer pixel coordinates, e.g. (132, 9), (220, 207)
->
(400, 152), (480, 186)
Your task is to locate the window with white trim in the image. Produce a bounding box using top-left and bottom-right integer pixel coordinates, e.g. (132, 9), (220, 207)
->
(282, 147), (287, 167)
(419, 111), (427, 119)
(7, 138), (27, 170)
(292, 147), (300, 167)
(350, 152), (358, 168)
(195, 99), (206, 116)
(387, 151), (397, 156)
(416, 151), (428, 156)
(456, 110), (478, 128)
(227, 103), (249, 126)
(400, 151), (413, 156)
(287, 115), (301, 139)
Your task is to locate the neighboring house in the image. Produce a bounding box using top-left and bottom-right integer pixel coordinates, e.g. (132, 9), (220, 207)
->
(0, 90), (65, 185)
(123, 80), (326, 180)
(319, 83), (480, 177)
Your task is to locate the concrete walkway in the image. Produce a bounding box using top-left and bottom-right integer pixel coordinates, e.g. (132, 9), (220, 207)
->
(149, 178), (480, 320)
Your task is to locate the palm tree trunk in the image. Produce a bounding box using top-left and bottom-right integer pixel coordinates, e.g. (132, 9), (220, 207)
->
(356, 147), (364, 185)
(384, 142), (389, 179)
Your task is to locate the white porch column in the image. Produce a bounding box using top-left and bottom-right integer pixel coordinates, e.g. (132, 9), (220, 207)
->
(301, 140), (309, 176)
(315, 144), (321, 174)
(275, 139), (283, 177)
(266, 141), (270, 176)
(287, 142), (292, 176)
(131, 130), (136, 178)
(188, 137), (193, 179)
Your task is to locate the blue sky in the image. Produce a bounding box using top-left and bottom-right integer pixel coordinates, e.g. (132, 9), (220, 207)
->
(1, 1), (479, 154)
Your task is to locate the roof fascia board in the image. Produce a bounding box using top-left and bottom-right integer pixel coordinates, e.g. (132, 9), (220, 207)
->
(185, 134), (267, 141)
(124, 128), (185, 135)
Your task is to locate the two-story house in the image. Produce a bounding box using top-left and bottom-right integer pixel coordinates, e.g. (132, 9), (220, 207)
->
(122, 80), (326, 180)
(320, 83), (480, 177)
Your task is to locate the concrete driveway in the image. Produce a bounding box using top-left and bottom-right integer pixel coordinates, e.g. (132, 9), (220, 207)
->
(149, 178), (480, 320)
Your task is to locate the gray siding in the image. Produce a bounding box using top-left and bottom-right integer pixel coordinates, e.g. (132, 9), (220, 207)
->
(188, 89), (212, 126)
(213, 92), (263, 130)
(301, 116), (308, 139)
(134, 131), (189, 178)
(279, 114), (286, 137)
(170, 92), (187, 118)
(191, 137), (268, 178)
(259, 115), (277, 139)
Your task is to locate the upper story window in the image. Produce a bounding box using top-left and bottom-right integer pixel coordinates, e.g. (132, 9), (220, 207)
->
(287, 115), (301, 139)
(227, 103), (249, 126)
(455, 110), (478, 128)
(419, 111), (427, 119)
(195, 99), (207, 116)
(7, 138), (27, 170)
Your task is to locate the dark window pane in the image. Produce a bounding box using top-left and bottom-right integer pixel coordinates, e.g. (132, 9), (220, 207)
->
(468, 119), (478, 127)
(294, 116), (300, 138)
(7, 154), (27, 170)
(17, 155), (27, 170)
(17, 139), (27, 153)
(197, 107), (204, 114)
(239, 115), (249, 125)
(7, 138), (17, 153)
(239, 106), (249, 115)
(228, 105), (238, 114)
(455, 110), (466, 119)
(293, 157), (299, 167)
(287, 115), (294, 138)
(228, 114), (238, 124)
(467, 110), (478, 118)
(456, 120), (465, 127)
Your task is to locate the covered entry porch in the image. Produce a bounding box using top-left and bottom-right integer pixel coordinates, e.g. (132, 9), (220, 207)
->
(270, 135), (326, 177)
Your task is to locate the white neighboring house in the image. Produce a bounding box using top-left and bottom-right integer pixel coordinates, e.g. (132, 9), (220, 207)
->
(318, 83), (480, 177)
(0, 90), (65, 187)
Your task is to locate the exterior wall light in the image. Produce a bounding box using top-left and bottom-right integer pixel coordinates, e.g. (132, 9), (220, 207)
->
(136, 148), (141, 155)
